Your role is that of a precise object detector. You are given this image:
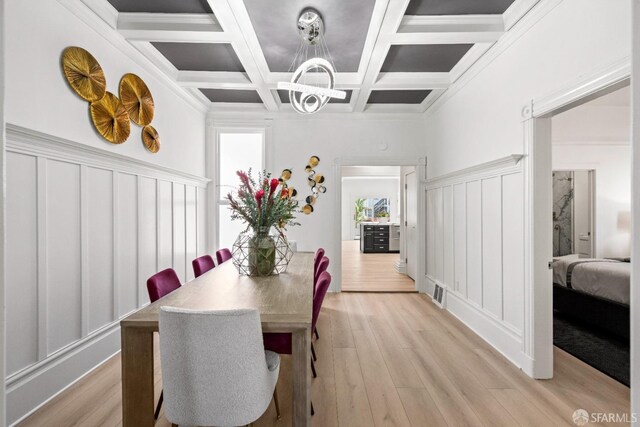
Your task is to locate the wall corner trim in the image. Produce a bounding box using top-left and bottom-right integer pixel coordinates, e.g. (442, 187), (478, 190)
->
(6, 124), (211, 188)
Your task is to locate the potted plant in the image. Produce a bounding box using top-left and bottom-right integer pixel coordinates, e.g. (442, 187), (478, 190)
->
(354, 198), (366, 227)
(226, 170), (299, 276)
(376, 211), (390, 224)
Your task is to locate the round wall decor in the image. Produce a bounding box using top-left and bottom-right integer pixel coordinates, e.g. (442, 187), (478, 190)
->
(61, 46), (107, 102)
(119, 73), (155, 126)
(142, 125), (160, 153)
(90, 92), (131, 144)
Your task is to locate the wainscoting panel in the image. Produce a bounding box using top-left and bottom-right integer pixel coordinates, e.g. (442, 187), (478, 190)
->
(117, 172), (139, 318)
(453, 183), (467, 296)
(443, 186), (454, 291)
(502, 172), (525, 331)
(426, 155), (524, 368)
(5, 125), (210, 426)
(185, 185), (197, 283)
(173, 182), (187, 283)
(46, 159), (83, 356)
(481, 176), (503, 319)
(6, 152), (39, 376)
(86, 167), (114, 334)
(466, 180), (483, 307)
(138, 176), (158, 307)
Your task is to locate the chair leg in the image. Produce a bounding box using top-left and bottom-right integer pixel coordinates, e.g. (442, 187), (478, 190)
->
(314, 327), (319, 340)
(311, 342), (317, 361)
(311, 358), (317, 378)
(154, 390), (163, 420)
(311, 401), (315, 416)
(273, 388), (281, 420)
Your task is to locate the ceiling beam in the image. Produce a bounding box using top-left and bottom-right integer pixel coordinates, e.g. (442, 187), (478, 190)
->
(265, 72), (362, 88)
(374, 72), (450, 89)
(353, 0), (412, 112)
(392, 15), (504, 44)
(206, 0), (278, 111)
(176, 71), (255, 89)
(117, 12), (231, 43)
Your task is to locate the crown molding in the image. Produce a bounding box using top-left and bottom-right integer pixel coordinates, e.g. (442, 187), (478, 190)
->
(6, 124), (210, 187)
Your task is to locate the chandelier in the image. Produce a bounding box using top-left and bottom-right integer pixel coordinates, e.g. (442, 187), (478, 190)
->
(277, 9), (346, 114)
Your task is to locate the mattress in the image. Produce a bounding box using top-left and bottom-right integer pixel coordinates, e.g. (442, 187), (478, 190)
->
(552, 254), (630, 305)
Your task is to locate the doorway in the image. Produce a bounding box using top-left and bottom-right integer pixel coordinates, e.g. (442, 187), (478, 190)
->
(340, 165), (416, 292)
(526, 77), (632, 383)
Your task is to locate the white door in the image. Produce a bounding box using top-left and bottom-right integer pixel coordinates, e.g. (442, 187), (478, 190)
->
(405, 171), (417, 280)
(572, 170), (594, 258)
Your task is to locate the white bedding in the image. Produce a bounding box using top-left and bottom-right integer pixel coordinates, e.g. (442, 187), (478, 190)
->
(552, 254), (630, 305)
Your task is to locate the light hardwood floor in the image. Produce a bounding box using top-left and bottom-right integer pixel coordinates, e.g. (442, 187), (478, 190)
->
(18, 293), (629, 427)
(341, 240), (415, 292)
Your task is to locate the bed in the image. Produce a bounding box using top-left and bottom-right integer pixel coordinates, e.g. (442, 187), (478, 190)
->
(552, 254), (630, 339)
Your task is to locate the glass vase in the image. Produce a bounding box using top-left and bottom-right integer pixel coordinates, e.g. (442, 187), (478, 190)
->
(248, 228), (277, 276)
(232, 230), (294, 276)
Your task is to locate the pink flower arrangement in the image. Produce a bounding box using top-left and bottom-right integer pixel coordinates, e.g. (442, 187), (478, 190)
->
(226, 169), (299, 235)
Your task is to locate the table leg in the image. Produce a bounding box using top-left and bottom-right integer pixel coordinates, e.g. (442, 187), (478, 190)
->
(121, 326), (155, 427)
(292, 327), (311, 427)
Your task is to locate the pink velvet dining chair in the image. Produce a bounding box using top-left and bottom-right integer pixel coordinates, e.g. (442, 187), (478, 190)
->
(313, 255), (329, 340)
(216, 248), (233, 265)
(192, 255), (216, 278)
(146, 268), (182, 420)
(313, 248), (325, 276)
(263, 271), (332, 380)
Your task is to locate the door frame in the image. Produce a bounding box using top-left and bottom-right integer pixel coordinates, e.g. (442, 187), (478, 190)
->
(403, 169), (417, 280)
(522, 57), (630, 379)
(333, 157), (427, 293)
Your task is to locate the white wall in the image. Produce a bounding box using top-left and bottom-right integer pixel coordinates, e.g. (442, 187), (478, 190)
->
(5, 1), (209, 424)
(341, 176), (401, 241)
(425, 0), (630, 179)
(6, 0), (206, 176)
(223, 116), (428, 290)
(424, 0), (631, 373)
(0, 0), (6, 422)
(631, 0), (639, 418)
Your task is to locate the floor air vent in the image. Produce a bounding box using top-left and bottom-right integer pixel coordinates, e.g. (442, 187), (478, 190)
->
(432, 284), (446, 308)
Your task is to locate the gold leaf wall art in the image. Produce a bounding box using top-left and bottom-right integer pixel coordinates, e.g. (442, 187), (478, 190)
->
(61, 47), (107, 102)
(90, 92), (131, 144)
(142, 125), (161, 153)
(119, 73), (155, 126)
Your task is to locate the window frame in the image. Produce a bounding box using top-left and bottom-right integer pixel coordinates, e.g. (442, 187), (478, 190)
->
(213, 126), (268, 250)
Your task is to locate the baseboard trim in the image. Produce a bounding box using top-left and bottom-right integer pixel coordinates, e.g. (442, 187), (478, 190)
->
(7, 324), (121, 425)
(395, 259), (407, 274)
(445, 290), (526, 371)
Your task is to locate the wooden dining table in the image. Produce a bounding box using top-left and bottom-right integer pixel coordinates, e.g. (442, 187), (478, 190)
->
(120, 252), (313, 427)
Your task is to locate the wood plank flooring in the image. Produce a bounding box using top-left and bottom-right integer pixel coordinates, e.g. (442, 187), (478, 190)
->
(18, 293), (629, 427)
(341, 240), (415, 292)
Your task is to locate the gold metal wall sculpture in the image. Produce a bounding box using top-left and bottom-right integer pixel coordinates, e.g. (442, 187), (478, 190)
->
(302, 156), (326, 215)
(90, 92), (131, 144)
(142, 125), (160, 153)
(62, 47), (107, 102)
(119, 73), (155, 126)
(62, 46), (161, 151)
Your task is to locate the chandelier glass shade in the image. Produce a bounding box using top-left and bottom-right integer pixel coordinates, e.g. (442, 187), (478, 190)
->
(276, 10), (346, 114)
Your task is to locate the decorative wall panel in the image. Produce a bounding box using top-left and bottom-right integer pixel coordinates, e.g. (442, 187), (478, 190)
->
(5, 124), (209, 425)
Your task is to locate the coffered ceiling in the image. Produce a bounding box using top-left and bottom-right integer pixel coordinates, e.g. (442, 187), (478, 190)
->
(85, 0), (539, 114)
